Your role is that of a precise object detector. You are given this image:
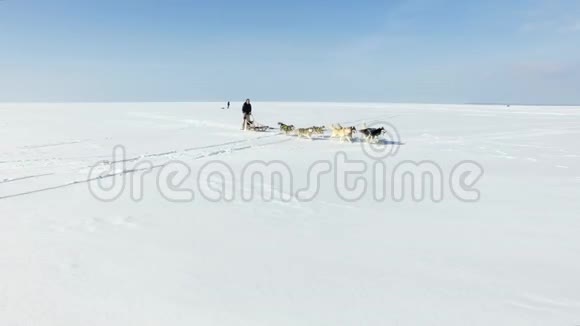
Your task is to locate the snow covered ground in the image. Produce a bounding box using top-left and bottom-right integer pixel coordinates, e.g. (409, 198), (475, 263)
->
(1, 102), (579, 325)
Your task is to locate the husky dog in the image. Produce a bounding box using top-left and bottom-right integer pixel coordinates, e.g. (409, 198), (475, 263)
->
(330, 124), (344, 138)
(335, 126), (357, 143)
(310, 126), (326, 135)
(278, 122), (295, 135)
(359, 127), (385, 143)
(296, 127), (315, 139)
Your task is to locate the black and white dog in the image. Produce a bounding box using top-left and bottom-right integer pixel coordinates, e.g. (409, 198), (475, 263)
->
(359, 127), (385, 143)
(278, 122), (295, 134)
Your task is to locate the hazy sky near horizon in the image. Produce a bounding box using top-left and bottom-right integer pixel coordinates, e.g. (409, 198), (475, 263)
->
(1, 0), (579, 104)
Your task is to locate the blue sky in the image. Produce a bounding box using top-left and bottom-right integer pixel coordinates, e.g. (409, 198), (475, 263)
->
(0, 0), (579, 104)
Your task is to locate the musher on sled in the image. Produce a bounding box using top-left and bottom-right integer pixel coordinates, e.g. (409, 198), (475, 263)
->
(241, 98), (252, 130)
(241, 98), (273, 132)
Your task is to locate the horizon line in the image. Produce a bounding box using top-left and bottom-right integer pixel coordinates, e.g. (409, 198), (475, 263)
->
(1, 100), (579, 107)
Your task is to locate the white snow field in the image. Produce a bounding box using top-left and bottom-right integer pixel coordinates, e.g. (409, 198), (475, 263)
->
(1, 102), (579, 325)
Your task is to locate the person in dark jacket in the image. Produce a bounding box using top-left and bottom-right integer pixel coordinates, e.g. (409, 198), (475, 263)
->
(241, 99), (252, 130)
(227, 101), (230, 109)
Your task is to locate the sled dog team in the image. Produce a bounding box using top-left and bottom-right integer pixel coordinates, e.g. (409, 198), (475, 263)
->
(277, 122), (386, 143)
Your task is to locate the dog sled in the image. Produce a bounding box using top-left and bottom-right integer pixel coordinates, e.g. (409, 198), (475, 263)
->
(244, 115), (274, 132)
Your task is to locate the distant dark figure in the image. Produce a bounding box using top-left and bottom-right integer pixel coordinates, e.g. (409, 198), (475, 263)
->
(227, 101), (230, 109)
(242, 99), (252, 130)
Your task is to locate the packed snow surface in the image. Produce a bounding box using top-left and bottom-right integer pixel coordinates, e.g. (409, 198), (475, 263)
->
(1, 102), (579, 325)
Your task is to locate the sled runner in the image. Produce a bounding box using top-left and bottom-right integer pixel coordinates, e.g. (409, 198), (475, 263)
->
(244, 115), (274, 132)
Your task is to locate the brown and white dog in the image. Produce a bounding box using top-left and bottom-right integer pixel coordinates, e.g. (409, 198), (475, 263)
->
(330, 124), (344, 138)
(334, 126), (357, 143)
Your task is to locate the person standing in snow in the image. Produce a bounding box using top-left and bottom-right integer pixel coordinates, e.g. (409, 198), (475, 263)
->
(241, 99), (252, 130)
(227, 101), (230, 109)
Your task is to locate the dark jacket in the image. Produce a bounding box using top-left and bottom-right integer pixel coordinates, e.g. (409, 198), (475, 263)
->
(242, 102), (252, 114)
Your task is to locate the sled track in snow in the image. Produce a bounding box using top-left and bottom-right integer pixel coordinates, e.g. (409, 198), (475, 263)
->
(1, 133), (285, 183)
(19, 140), (87, 149)
(0, 114), (400, 190)
(0, 114), (402, 200)
(0, 173), (55, 185)
(0, 155), (113, 165)
(105, 135), (277, 165)
(0, 133), (291, 201)
(0, 133), (280, 167)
